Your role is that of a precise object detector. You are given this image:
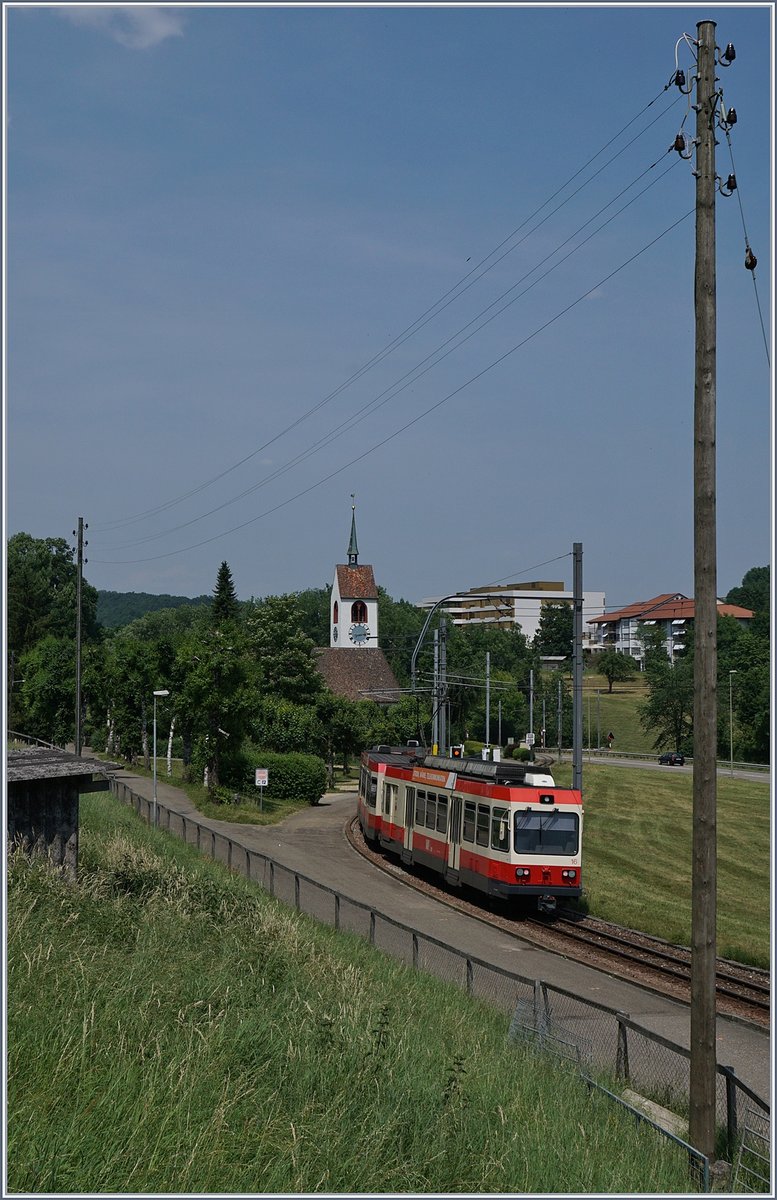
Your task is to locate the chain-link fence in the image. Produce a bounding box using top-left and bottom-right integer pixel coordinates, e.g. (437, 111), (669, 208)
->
(110, 778), (770, 1183)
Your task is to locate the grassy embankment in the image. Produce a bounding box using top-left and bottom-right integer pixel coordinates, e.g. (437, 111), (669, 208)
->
(7, 792), (696, 1194)
(579, 673), (654, 753)
(552, 761), (770, 967)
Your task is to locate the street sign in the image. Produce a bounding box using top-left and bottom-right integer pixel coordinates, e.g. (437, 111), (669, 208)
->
(255, 768), (268, 787)
(525, 733), (536, 746)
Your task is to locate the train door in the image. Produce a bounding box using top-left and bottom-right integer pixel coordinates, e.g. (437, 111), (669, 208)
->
(446, 794), (462, 883)
(402, 786), (415, 863)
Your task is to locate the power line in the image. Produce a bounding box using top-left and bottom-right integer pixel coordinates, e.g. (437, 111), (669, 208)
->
(92, 205), (694, 567)
(721, 128), (770, 367)
(91, 86), (680, 534)
(96, 150), (680, 553)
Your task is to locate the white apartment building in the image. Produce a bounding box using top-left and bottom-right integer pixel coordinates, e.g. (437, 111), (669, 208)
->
(587, 593), (754, 663)
(417, 581), (606, 650)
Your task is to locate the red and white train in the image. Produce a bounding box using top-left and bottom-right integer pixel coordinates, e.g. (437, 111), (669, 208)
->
(358, 745), (583, 911)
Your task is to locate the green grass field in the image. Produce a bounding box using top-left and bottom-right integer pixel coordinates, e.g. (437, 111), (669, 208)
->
(581, 675), (654, 754)
(7, 794), (698, 1194)
(552, 762), (770, 966)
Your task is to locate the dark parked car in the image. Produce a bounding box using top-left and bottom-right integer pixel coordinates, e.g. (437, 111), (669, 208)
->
(658, 751), (685, 766)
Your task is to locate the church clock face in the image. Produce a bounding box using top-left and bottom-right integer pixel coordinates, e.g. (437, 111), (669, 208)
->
(349, 623), (370, 645)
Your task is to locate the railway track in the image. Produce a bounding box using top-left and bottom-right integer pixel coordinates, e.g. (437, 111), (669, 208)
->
(529, 912), (771, 1022)
(348, 819), (770, 1028)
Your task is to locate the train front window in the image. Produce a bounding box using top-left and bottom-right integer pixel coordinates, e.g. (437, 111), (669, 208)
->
(514, 810), (579, 855)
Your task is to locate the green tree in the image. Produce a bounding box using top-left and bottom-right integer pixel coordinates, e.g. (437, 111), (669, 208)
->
(314, 693), (369, 782)
(174, 617), (255, 792)
(16, 636), (76, 746)
(247, 595), (323, 703)
(637, 622), (670, 672)
(8, 533), (97, 657)
(639, 657), (694, 754)
(294, 586), (331, 647)
(377, 587), (428, 686)
(534, 602), (573, 658)
(100, 629), (166, 765)
(252, 696), (326, 756)
(725, 565), (769, 616)
(212, 561), (240, 625)
(596, 649), (640, 694)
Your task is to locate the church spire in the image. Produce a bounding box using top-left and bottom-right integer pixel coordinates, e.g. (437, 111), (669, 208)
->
(347, 495), (359, 566)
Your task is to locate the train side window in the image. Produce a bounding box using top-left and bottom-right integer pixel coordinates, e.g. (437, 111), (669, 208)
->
(415, 789), (426, 826)
(405, 786), (415, 826)
(368, 775), (378, 809)
(463, 801), (476, 843)
(491, 806), (510, 853)
(436, 795), (448, 834)
(383, 782), (397, 817)
(476, 803), (490, 847)
(425, 792), (437, 830)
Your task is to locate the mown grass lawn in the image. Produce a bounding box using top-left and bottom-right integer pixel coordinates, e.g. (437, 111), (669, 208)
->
(553, 762), (770, 966)
(7, 793), (698, 1195)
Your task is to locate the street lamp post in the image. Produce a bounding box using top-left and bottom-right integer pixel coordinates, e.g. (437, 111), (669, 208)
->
(152, 689), (170, 828)
(729, 670), (737, 777)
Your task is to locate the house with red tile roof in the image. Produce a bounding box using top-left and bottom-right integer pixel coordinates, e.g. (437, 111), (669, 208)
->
(587, 592), (754, 664)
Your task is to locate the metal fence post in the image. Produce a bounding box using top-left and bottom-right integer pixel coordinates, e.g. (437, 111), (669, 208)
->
(616, 1012), (631, 1081)
(369, 911), (376, 945)
(295, 874), (301, 910)
(269, 860), (275, 897)
(412, 932), (419, 971)
(334, 893), (340, 931)
(245, 847), (250, 879)
(466, 958), (474, 996)
(719, 1064), (738, 1155)
(227, 839), (233, 871)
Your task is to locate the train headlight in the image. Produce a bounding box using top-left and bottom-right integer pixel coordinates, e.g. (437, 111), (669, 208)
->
(561, 869), (577, 880)
(515, 868), (530, 880)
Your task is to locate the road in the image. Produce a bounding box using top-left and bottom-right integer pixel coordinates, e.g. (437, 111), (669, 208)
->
(557, 752), (770, 785)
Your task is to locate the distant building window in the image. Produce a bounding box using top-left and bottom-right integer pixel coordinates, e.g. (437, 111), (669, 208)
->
(351, 601), (367, 623)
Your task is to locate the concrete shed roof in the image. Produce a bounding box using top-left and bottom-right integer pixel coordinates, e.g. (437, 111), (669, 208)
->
(7, 747), (121, 783)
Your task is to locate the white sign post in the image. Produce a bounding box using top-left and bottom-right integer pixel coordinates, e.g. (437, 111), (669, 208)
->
(255, 767), (268, 811)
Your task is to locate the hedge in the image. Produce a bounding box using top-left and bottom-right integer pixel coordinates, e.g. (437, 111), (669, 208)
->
(245, 751), (328, 806)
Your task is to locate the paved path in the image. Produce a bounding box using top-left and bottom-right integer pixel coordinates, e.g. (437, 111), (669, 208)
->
(109, 768), (771, 1105)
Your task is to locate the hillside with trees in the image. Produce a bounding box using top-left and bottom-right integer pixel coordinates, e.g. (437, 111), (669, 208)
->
(97, 590), (212, 629)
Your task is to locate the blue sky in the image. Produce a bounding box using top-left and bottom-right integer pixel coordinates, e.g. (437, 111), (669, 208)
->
(5, 4), (773, 617)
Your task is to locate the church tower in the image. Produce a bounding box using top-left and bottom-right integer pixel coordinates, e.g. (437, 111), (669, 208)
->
(330, 501), (379, 649)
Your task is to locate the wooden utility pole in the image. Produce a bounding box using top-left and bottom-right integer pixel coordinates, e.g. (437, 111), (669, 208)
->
(74, 517), (85, 757)
(689, 18), (718, 1160)
(571, 542), (583, 792)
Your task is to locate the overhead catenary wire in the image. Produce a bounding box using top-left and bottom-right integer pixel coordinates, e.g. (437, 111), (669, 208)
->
(721, 128), (770, 367)
(91, 205), (695, 566)
(97, 149), (682, 553)
(91, 85), (681, 535)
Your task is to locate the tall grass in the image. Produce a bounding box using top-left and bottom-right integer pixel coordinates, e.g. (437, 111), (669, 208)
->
(7, 794), (695, 1194)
